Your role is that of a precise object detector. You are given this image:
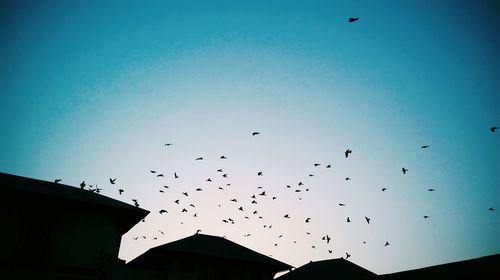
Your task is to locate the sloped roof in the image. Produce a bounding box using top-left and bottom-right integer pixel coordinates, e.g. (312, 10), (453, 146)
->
(378, 253), (500, 280)
(0, 172), (149, 219)
(130, 233), (292, 271)
(276, 258), (377, 280)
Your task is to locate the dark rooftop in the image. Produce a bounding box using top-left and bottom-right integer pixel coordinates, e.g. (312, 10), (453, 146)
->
(130, 233), (292, 271)
(276, 258), (377, 280)
(0, 172), (149, 219)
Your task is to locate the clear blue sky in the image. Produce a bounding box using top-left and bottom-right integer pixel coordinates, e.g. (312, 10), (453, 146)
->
(1, 0), (498, 275)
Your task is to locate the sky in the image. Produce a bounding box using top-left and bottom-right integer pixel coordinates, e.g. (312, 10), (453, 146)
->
(1, 0), (499, 275)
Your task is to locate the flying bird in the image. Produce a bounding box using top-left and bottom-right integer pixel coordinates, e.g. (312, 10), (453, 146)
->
(326, 164), (332, 168)
(339, 203), (346, 206)
(385, 241), (390, 246)
(346, 217), (351, 223)
(182, 208), (187, 213)
(206, 178), (212, 182)
(305, 218), (311, 223)
(314, 163), (321, 167)
(196, 157), (204, 160)
(491, 126), (497, 133)
(421, 145), (429, 149)
(182, 192), (188, 196)
(118, 189), (124, 195)
(159, 209), (168, 214)
(424, 215), (429, 219)
(346, 252), (351, 259)
(109, 178), (116, 184)
(365, 217), (371, 224)
(381, 187), (387, 192)
(150, 170), (156, 173)
(196, 188), (203, 191)
(428, 188), (435, 191)
(257, 172), (263, 176)
(348, 17), (359, 23)
(156, 174), (164, 177)
(220, 155), (227, 159)
(345, 149), (352, 158)
(402, 167), (408, 174)
(252, 132), (260, 136)
(174, 172), (179, 179)
(488, 207), (495, 211)
(174, 199), (179, 204)
(238, 206), (244, 211)
(230, 198), (237, 202)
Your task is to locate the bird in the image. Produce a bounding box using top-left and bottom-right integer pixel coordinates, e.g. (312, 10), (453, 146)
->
(428, 188), (435, 191)
(365, 217), (371, 224)
(182, 192), (188, 196)
(159, 209), (168, 214)
(345, 149), (352, 158)
(424, 215), (429, 219)
(217, 169), (223, 172)
(328, 250), (333, 253)
(298, 182), (304, 186)
(284, 214), (290, 218)
(346, 252), (351, 259)
(189, 204), (195, 208)
(346, 217), (351, 223)
(488, 207), (495, 211)
(196, 157), (204, 160)
(259, 191), (266, 196)
(206, 178), (212, 182)
(305, 218), (311, 223)
(80, 181), (86, 189)
(174, 172), (179, 179)
(230, 198), (237, 202)
(222, 174), (228, 178)
(118, 189), (124, 195)
(338, 203), (346, 206)
(348, 17), (359, 23)
(150, 170), (157, 173)
(156, 174), (164, 177)
(402, 167), (408, 174)
(159, 230), (164, 235)
(314, 163), (321, 167)
(174, 199), (179, 204)
(381, 187), (387, 191)
(159, 190), (164, 193)
(345, 177), (351, 181)
(182, 208), (187, 213)
(196, 229), (201, 234)
(257, 172), (263, 176)
(196, 188), (202, 191)
(286, 185), (291, 188)
(421, 145), (429, 149)
(385, 241), (390, 246)
(252, 132), (260, 136)
(54, 179), (62, 183)
(238, 206), (244, 211)
(272, 196), (277, 200)
(491, 126), (498, 133)
(326, 164), (332, 168)
(220, 155), (227, 159)
(109, 178), (116, 184)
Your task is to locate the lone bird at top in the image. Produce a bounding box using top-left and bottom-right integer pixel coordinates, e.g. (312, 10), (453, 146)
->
(348, 17), (359, 23)
(345, 149), (352, 158)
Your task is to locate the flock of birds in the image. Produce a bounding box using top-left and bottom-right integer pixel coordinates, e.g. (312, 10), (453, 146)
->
(54, 124), (498, 261)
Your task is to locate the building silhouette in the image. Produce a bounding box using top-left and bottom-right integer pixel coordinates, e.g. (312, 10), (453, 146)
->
(1, 172), (498, 279)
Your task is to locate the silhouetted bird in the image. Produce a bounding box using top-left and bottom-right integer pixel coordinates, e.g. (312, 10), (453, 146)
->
(230, 198), (237, 202)
(196, 157), (204, 160)
(159, 190), (164, 193)
(206, 178), (212, 182)
(54, 179), (62, 183)
(329, 250), (333, 253)
(156, 174), (164, 177)
(305, 218), (311, 223)
(238, 206), (244, 211)
(163, 185), (169, 189)
(196, 188), (202, 191)
(180, 208), (187, 213)
(259, 191), (266, 196)
(257, 172), (263, 176)
(174, 199), (179, 204)
(220, 155), (227, 159)
(402, 167), (408, 174)
(347, 217), (351, 223)
(174, 172), (179, 179)
(252, 132), (260, 136)
(118, 189), (124, 195)
(382, 187), (387, 191)
(159, 230), (164, 235)
(284, 214), (290, 218)
(298, 182), (304, 186)
(424, 215), (429, 219)
(251, 200), (257, 204)
(222, 174), (228, 178)
(345, 149), (352, 158)
(196, 229), (201, 234)
(80, 181), (86, 189)
(295, 189), (301, 192)
(421, 145), (429, 149)
(491, 127), (498, 133)
(365, 217), (371, 224)
(272, 196), (277, 200)
(346, 252), (351, 259)
(159, 209), (167, 214)
(189, 204), (195, 208)
(385, 241), (390, 246)
(314, 163), (321, 167)
(217, 169), (223, 172)
(182, 192), (188, 196)
(150, 170), (156, 173)
(339, 203), (346, 206)
(348, 17), (359, 22)
(488, 207), (495, 211)
(286, 185), (291, 188)
(428, 188), (435, 191)
(345, 177), (351, 181)
(110, 178), (116, 184)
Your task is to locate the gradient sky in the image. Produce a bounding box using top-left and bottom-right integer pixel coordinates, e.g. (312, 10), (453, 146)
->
(1, 0), (499, 275)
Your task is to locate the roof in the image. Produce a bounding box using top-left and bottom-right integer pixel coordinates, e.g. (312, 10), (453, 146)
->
(276, 258), (377, 280)
(130, 233), (292, 271)
(0, 172), (149, 220)
(378, 254), (500, 280)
